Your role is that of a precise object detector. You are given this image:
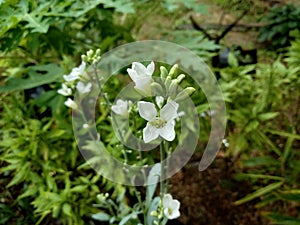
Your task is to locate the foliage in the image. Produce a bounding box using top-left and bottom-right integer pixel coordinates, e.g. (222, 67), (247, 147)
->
(218, 45), (300, 223)
(258, 3), (300, 48)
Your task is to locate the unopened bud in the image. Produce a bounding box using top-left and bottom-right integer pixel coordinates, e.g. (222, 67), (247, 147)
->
(168, 64), (178, 78)
(95, 49), (101, 56)
(174, 87), (195, 102)
(151, 82), (164, 96)
(87, 49), (94, 58)
(150, 211), (158, 217)
(160, 66), (168, 81)
(164, 76), (172, 89)
(176, 74), (185, 83)
(81, 55), (87, 63)
(168, 79), (178, 98)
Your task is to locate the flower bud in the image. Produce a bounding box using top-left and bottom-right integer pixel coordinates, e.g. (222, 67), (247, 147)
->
(168, 64), (178, 78)
(164, 76), (172, 89)
(174, 87), (195, 102)
(151, 82), (164, 96)
(176, 74), (185, 83)
(168, 79), (179, 98)
(160, 66), (168, 81)
(87, 49), (94, 58)
(150, 211), (158, 217)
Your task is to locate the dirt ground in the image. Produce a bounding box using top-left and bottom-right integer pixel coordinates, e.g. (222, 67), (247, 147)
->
(169, 155), (270, 225)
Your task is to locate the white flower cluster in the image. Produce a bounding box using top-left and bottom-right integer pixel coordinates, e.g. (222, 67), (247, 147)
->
(111, 62), (191, 144)
(58, 61), (92, 109)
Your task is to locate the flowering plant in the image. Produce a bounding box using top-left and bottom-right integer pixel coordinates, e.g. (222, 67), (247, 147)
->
(58, 49), (197, 225)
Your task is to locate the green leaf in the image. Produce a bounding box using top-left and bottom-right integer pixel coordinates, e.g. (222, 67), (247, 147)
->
(0, 64), (64, 93)
(257, 112), (279, 121)
(62, 203), (72, 217)
(242, 156), (280, 167)
(92, 212), (111, 221)
(266, 212), (300, 225)
(265, 129), (300, 140)
(23, 13), (49, 33)
(100, 0), (135, 14)
(234, 181), (283, 205)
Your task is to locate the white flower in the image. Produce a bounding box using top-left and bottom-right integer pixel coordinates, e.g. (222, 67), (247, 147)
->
(76, 81), (92, 93)
(127, 61), (154, 95)
(163, 194), (180, 220)
(111, 99), (129, 117)
(155, 96), (164, 108)
(63, 61), (86, 82)
(57, 83), (72, 96)
(222, 138), (229, 148)
(138, 100), (179, 143)
(64, 98), (78, 109)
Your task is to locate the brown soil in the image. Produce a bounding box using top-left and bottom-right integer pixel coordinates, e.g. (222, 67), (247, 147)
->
(169, 155), (270, 225)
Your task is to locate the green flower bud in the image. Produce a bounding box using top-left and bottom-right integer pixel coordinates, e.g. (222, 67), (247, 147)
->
(176, 74), (185, 83)
(151, 82), (164, 96)
(168, 64), (178, 78)
(168, 79), (179, 98)
(164, 76), (172, 89)
(150, 211), (158, 217)
(87, 49), (94, 58)
(174, 87), (195, 102)
(160, 66), (168, 81)
(95, 48), (101, 56)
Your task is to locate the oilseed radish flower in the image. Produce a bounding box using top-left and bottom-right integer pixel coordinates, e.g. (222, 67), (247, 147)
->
(76, 81), (92, 94)
(127, 61), (154, 95)
(137, 100), (179, 143)
(64, 98), (78, 110)
(111, 99), (129, 117)
(63, 61), (86, 82)
(57, 83), (72, 96)
(163, 194), (180, 220)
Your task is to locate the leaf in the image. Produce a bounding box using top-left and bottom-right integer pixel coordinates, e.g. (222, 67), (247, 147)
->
(100, 0), (135, 14)
(0, 64), (64, 93)
(146, 196), (160, 225)
(257, 112), (279, 121)
(23, 13), (49, 33)
(242, 156), (280, 167)
(234, 181), (283, 205)
(62, 203), (72, 217)
(92, 212), (111, 221)
(266, 212), (300, 225)
(265, 129), (300, 140)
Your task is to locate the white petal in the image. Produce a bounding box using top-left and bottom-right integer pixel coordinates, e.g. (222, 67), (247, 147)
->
(111, 99), (128, 116)
(134, 77), (152, 93)
(146, 61), (155, 75)
(160, 101), (179, 122)
(155, 96), (164, 108)
(138, 101), (157, 121)
(64, 98), (78, 109)
(78, 61), (86, 74)
(159, 120), (175, 141)
(63, 72), (80, 82)
(132, 62), (148, 76)
(127, 68), (139, 82)
(57, 84), (72, 96)
(163, 194), (173, 207)
(143, 123), (160, 143)
(76, 81), (92, 93)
